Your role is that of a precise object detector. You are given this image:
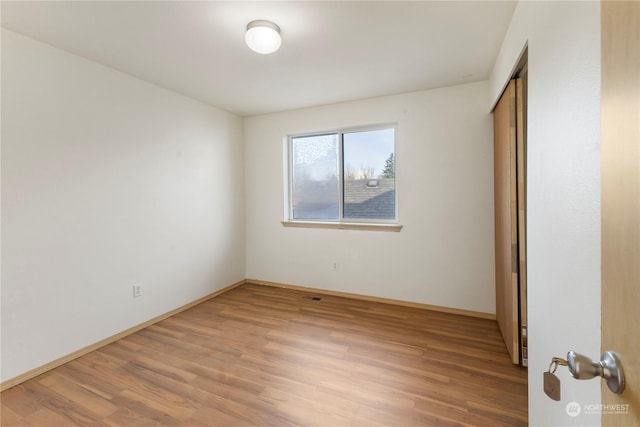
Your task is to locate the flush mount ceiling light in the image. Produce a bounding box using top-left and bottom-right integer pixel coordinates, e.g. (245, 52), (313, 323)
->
(245, 20), (281, 54)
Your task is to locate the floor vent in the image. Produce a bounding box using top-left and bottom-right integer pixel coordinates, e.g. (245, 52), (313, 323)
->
(302, 296), (323, 302)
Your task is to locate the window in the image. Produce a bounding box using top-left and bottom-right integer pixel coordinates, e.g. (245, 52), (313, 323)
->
(290, 127), (396, 224)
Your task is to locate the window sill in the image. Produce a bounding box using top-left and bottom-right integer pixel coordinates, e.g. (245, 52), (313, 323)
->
(281, 220), (402, 232)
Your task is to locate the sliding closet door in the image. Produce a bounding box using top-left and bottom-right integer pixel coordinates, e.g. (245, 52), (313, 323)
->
(494, 80), (519, 364)
(515, 77), (527, 366)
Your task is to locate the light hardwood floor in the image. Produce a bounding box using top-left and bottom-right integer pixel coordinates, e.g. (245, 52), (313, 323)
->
(0, 284), (528, 426)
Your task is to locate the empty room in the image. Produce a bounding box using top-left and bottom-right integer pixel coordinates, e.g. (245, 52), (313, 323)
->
(1, 1), (638, 426)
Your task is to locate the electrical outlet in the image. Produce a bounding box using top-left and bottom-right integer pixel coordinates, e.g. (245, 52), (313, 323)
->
(133, 284), (143, 298)
(331, 261), (338, 271)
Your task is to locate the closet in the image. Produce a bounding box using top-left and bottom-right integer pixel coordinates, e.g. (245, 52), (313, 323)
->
(493, 64), (527, 366)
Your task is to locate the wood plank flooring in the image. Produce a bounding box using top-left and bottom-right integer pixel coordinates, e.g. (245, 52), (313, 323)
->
(1, 284), (528, 426)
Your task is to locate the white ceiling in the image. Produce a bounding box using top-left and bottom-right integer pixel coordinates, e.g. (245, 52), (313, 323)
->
(1, 1), (516, 116)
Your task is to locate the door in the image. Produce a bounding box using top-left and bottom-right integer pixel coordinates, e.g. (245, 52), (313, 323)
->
(494, 78), (526, 365)
(601, 0), (639, 425)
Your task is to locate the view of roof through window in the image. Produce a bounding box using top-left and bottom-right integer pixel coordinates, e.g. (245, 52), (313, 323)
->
(291, 128), (395, 221)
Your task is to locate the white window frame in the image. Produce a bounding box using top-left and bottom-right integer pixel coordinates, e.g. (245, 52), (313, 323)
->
(283, 124), (402, 232)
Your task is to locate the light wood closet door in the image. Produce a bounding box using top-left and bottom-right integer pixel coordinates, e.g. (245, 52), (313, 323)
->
(494, 80), (519, 365)
(601, 0), (639, 424)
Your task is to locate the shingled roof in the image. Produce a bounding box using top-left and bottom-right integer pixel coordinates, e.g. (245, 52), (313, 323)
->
(293, 178), (395, 220)
(344, 178), (395, 219)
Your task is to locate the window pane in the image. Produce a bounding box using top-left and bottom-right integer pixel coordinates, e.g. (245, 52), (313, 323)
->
(291, 134), (339, 220)
(343, 128), (395, 220)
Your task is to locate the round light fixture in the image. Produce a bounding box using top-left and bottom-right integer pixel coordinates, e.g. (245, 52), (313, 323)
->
(245, 20), (281, 54)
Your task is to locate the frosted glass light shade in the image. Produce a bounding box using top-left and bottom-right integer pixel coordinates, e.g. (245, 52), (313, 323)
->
(245, 20), (281, 54)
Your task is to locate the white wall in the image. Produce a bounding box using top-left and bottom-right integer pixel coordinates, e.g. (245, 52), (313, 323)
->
(490, 2), (602, 426)
(1, 29), (245, 382)
(245, 82), (496, 314)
